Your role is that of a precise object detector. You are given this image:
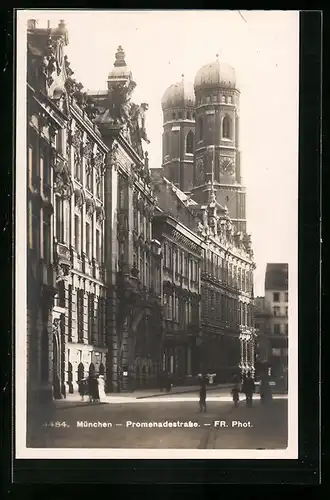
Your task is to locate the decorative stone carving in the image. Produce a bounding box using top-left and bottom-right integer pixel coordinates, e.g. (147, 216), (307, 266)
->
(52, 318), (61, 336)
(96, 205), (105, 222)
(243, 233), (253, 254)
(128, 102), (151, 159)
(66, 128), (72, 157)
(54, 242), (71, 283)
(74, 187), (85, 208)
(109, 143), (119, 170)
(86, 197), (96, 216)
(72, 126), (83, 150)
(117, 211), (128, 241)
(39, 29), (68, 99)
(53, 153), (73, 200)
(83, 139), (94, 160)
(94, 151), (106, 175)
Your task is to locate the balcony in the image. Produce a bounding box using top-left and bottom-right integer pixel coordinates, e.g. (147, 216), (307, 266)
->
(54, 241), (72, 282)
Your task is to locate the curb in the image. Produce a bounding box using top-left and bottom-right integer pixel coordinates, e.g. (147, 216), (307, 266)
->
(136, 385), (226, 399)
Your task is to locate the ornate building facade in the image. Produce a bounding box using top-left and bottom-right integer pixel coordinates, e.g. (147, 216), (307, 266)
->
(87, 46), (162, 391)
(26, 18), (256, 422)
(158, 56), (256, 380)
(27, 19), (109, 411)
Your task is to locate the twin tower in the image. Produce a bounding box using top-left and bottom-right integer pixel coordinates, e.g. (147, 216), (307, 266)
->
(161, 57), (246, 234)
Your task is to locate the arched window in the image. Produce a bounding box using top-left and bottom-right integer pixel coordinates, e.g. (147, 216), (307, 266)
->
(186, 130), (194, 154)
(172, 112), (176, 120)
(187, 111), (191, 120)
(198, 117), (204, 141)
(222, 115), (232, 139)
(178, 111), (183, 119)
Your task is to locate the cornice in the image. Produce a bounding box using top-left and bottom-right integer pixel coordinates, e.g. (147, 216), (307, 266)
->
(70, 105), (109, 154)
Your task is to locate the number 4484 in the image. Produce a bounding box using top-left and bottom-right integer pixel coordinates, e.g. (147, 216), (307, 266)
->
(43, 421), (69, 428)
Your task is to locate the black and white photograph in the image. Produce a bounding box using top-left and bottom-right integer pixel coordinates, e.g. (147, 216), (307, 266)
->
(15, 9), (298, 459)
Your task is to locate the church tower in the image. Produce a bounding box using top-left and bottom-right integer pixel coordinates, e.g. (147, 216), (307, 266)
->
(191, 56), (246, 233)
(161, 77), (195, 194)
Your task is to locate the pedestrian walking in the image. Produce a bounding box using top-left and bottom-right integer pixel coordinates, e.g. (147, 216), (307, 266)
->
(231, 376), (240, 407)
(97, 374), (106, 402)
(87, 374), (93, 402)
(242, 371), (255, 407)
(199, 374), (207, 412)
(260, 374), (272, 405)
(78, 377), (87, 402)
(166, 372), (172, 392)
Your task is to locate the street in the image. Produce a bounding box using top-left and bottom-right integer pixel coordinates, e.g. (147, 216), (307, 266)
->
(33, 390), (288, 450)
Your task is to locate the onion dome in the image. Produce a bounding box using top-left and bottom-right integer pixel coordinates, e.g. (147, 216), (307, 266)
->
(194, 56), (237, 91)
(161, 76), (195, 110)
(108, 45), (132, 81)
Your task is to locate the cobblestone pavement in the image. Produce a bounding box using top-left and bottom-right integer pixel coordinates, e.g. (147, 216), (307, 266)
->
(32, 396), (287, 450)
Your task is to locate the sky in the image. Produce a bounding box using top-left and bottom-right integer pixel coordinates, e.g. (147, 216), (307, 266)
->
(22, 10), (299, 296)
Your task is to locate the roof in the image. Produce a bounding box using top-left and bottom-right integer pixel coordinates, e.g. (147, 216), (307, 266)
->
(163, 177), (198, 207)
(194, 59), (237, 91)
(161, 79), (195, 110)
(265, 263), (288, 291)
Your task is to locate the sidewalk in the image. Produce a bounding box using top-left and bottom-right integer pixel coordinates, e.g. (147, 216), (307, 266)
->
(54, 383), (233, 410)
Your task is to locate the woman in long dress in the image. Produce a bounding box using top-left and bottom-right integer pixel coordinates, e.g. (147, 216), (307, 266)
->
(97, 375), (106, 402)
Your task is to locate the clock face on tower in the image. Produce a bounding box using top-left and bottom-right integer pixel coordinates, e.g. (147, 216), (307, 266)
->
(220, 157), (235, 176)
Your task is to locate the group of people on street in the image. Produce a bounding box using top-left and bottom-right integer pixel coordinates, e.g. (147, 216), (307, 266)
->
(78, 374), (106, 403)
(197, 371), (273, 412)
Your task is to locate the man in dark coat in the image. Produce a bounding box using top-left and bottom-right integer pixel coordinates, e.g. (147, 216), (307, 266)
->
(242, 371), (255, 407)
(199, 375), (207, 412)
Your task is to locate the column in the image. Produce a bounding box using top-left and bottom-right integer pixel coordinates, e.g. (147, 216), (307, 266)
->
(187, 345), (192, 376)
(83, 287), (88, 343)
(71, 283), (77, 343)
(127, 182), (134, 270)
(92, 208), (97, 259)
(93, 288), (98, 346)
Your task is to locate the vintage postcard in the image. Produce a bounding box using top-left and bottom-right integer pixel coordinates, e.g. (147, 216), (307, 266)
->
(15, 9), (299, 459)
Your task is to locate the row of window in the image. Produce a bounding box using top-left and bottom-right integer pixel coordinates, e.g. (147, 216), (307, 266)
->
(28, 141), (51, 195)
(202, 288), (253, 326)
(55, 196), (103, 263)
(273, 306), (288, 317)
(28, 201), (52, 261)
(163, 292), (199, 324)
(75, 288), (106, 346)
(163, 243), (199, 282)
(203, 252), (253, 293)
(169, 110), (195, 121)
(273, 323), (288, 335)
(196, 94), (234, 106)
(273, 292), (288, 303)
(30, 198), (104, 264)
(73, 149), (104, 201)
(133, 208), (152, 241)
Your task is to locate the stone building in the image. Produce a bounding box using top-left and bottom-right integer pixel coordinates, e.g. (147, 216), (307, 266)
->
(27, 19), (109, 410)
(161, 76), (196, 194)
(156, 57), (256, 380)
(151, 174), (203, 381)
(88, 46), (162, 391)
(254, 264), (288, 386)
(26, 17), (256, 416)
